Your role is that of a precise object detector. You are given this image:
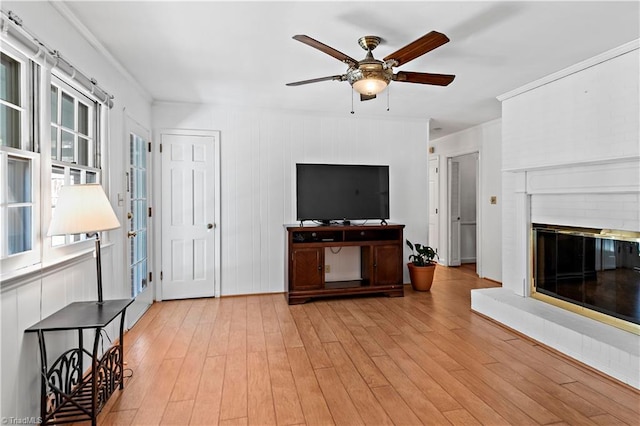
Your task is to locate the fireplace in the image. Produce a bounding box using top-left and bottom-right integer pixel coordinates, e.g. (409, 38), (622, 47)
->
(470, 41), (640, 387)
(532, 224), (640, 330)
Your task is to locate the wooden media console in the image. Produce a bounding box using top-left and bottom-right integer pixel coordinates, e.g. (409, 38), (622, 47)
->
(284, 223), (405, 304)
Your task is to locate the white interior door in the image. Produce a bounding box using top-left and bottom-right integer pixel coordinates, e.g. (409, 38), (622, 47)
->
(428, 156), (439, 257)
(448, 159), (461, 266)
(161, 131), (220, 300)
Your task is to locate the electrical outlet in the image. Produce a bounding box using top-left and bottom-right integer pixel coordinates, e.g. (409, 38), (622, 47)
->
(325, 265), (331, 273)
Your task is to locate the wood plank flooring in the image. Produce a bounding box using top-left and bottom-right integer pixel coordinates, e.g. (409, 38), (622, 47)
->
(94, 266), (639, 425)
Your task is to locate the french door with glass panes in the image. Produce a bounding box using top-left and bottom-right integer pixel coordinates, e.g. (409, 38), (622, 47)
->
(126, 120), (152, 321)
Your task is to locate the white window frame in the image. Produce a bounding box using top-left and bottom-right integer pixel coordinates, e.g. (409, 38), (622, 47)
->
(0, 45), (40, 275)
(50, 77), (98, 168)
(0, 148), (40, 272)
(48, 75), (102, 249)
(0, 47), (31, 151)
(0, 32), (110, 280)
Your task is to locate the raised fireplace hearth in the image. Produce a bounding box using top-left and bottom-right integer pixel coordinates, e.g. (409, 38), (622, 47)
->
(532, 224), (640, 328)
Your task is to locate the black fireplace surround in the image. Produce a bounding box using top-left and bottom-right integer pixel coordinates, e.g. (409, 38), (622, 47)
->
(533, 224), (640, 325)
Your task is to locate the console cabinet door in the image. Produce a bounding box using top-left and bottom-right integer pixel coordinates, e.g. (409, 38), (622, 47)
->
(291, 248), (323, 290)
(373, 245), (402, 286)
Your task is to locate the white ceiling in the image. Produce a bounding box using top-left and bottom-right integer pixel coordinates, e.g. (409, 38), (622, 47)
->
(61, 1), (639, 139)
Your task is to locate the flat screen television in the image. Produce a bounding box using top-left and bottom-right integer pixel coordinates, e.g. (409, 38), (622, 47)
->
(296, 163), (389, 224)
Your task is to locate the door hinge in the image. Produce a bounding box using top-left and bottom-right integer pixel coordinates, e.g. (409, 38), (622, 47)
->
(436, 167), (438, 173)
(148, 207), (152, 217)
(149, 272), (152, 282)
(160, 271), (163, 280)
(148, 141), (152, 152)
(159, 143), (163, 153)
(435, 208), (438, 214)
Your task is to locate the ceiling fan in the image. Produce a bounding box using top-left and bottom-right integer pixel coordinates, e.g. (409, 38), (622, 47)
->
(286, 31), (456, 101)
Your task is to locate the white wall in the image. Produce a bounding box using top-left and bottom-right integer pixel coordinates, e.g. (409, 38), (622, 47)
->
(501, 46), (639, 171)
(500, 42), (639, 295)
(152, 102), (430, 295)
(472, 41), (640, 388)
(429, 119), (502, 282)
(1, 1), (152, 419)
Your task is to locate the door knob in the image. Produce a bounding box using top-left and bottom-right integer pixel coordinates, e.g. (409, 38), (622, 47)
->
(207, 223), (214, 229)
(127, 231), (137, 238)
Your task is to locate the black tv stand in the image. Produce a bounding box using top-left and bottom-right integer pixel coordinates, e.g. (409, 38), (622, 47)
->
(25, 299), (134, 425)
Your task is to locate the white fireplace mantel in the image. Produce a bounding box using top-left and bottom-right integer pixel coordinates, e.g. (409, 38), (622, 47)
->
(475, 40), (640, 389)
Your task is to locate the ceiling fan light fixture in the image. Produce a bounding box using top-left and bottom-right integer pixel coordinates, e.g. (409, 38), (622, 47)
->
(352, 76), (388, 96)
(287, 32), (455, 100)
(349, 66), (392, 96)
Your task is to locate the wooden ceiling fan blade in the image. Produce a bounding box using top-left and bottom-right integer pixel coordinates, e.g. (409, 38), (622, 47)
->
(286, 75), (344, 86)
(360, 94), (376, 102)
(383, 31), (450, 66)
(393, 71), (455, 86)
(293, 35), (358, 66)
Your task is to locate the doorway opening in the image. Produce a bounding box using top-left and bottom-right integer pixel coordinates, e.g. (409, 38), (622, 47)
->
(448, 152), (479, 274)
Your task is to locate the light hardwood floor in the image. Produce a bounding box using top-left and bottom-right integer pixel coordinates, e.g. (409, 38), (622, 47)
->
(95, 266), (639, 425)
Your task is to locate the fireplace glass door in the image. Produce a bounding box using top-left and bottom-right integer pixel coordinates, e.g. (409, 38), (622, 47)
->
(533, 225), (640, 326)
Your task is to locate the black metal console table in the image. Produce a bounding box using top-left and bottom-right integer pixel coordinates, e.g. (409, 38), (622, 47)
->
(25, 299), (134, 425)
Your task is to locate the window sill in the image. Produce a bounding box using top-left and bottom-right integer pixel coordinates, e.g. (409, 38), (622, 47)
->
(0, 241), (115, 292)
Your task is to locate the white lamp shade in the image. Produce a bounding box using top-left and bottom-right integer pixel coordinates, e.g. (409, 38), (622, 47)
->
(48, 184), (120, 236)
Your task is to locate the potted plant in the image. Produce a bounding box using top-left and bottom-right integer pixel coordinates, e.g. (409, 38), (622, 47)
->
(406, 239), (439, 291)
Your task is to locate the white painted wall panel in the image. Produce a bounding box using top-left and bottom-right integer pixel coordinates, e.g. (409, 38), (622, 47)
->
(502, 48), (639, 171)
(152, 104), (430, 296)
(429, 119), (502, 281)
(1, 249), (120, 420)
(1, 288), (19, 414)
(15, 281), (42, 418)
(1, 2), (152, 420)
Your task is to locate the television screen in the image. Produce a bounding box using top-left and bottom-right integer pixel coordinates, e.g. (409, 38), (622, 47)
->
(296, 163), (389, 223)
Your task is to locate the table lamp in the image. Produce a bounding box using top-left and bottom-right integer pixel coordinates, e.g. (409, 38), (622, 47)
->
(48, 184), (121, 304)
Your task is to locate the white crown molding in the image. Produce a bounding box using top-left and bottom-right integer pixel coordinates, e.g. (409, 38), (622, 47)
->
(497, 38), (639, 102)
(50, 1), (153, 103)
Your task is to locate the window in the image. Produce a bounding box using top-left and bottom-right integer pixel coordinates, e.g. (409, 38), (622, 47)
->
(0, 49), (38, 265)
(1, 152), (34, 256)
(1, 52), (22, 149)
(1, 14), (112, 278)
(50, 77), (101, 247)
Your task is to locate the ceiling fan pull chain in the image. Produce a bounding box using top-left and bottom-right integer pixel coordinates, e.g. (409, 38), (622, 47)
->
(351, 87), (355, 114)
(387, 86), (390, 112)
